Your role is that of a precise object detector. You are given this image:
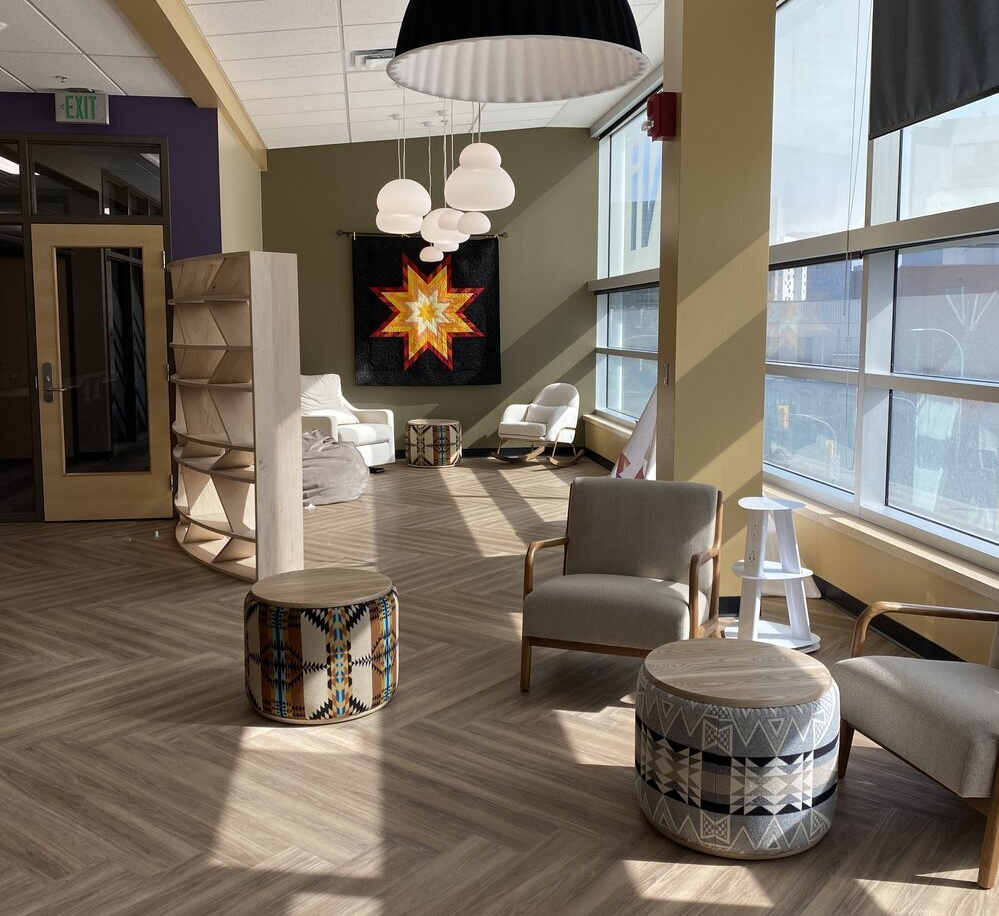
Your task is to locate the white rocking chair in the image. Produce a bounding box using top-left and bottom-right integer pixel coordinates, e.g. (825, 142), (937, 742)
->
(494, 383), (583, 467)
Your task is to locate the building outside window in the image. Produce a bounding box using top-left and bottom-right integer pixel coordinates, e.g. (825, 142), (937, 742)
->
(767, 0), (999, 565)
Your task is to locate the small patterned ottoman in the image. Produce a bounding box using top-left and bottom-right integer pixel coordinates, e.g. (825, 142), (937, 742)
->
(245, 567), (398, 724)
(636, 639), (838, 859)
(407, 418), (462, 467)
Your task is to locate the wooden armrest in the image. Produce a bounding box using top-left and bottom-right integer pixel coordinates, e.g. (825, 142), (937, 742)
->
(851, 601), (999, 657)
(524, 537), (567, 598)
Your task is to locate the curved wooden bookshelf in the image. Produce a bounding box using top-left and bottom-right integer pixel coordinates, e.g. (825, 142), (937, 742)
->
(168, 250), (302, 582)
(172, 423), (254, 452)
(170, 376), (253, 391)
(175, 505), (255, 541)
(175, 522), (255, 582)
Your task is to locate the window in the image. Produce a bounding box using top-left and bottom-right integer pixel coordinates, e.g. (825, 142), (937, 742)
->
(768, 0), (999, 566)
(594, 106), (663, 421)
(606, 110), (663, 275)
(597, 287), (658, 420)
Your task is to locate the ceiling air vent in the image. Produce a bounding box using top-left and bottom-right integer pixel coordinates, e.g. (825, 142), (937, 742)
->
(349, 49), (395, 71)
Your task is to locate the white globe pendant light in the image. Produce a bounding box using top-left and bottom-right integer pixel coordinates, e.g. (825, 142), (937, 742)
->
(419, 245), (443, 263)
(437, 241), (459, 252)
(457, 210), (490, 235)
(444, 141), (515, 212)
(376, 210), (423, 234)
(421, 207), (469, 246)
(437, 208), (464, 231)
(376, 177), (432, 219)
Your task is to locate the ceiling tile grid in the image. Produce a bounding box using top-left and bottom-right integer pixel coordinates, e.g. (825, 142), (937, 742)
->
(179, 0), (664, 149)
(0, 0), (187, 97)
(0, 0), (663, 149)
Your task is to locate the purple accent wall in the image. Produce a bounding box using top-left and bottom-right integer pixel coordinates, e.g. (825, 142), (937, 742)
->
(1, 94), (221, 260)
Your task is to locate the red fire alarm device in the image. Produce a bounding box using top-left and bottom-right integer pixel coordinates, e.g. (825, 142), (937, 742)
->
(642, 91), (678, 141)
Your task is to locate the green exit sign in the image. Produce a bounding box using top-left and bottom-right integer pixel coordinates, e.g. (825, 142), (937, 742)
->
(55, 90), (109, 125)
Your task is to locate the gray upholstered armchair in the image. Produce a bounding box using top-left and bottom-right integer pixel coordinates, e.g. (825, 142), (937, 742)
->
(520, 477), (723, 691)
(835, 602), (999, 889)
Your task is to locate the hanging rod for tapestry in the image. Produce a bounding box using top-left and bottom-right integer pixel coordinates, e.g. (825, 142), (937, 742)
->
(336, 229), (508, 239)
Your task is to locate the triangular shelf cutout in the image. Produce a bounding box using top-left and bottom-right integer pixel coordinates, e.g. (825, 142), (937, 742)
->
(208, 301), (251, 346)
(214, 476), (255, 538)
(179, 465), (224, 518)
(176, 304), (226, 347)
(209, 349), (252, 384)
(183, 521), (227, 544)
(178, 385), (229, 440)
(207, 256), (250, 297)
(210, 388), (254, 446)
(172, 257), (223, 300)
(176, 347), (225, 381)
(214, 538), (256, 562)
(213, 448), (253, 470)
(180, 441), (225, 461)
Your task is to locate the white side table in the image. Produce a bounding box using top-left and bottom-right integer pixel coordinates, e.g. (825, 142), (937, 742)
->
(724, 496), (820, 652)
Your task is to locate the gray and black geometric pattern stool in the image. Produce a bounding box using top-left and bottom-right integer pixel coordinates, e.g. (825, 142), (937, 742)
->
(636, 639), (839, 858)
(245, 567), (398, 724)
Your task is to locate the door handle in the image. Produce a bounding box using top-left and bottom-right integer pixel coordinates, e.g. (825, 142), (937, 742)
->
(41, 362), (77, 403)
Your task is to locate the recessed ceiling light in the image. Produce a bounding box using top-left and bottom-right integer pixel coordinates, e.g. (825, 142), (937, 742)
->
(0, 22), (8, 31)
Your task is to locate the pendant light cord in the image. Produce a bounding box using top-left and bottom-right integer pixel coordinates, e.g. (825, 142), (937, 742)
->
(402, 91), (407, 179)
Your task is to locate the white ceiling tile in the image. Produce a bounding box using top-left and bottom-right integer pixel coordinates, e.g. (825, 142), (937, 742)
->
(0, 0), (77, 54)
(186, 0), (338, 37)
(345, 87), (403, 109)
(243, 93), (345, 116)
(480, 118), (557, 132)
(92, 56), (186, 97)
(342, 23), (398, 52)
(207, 27), (340, 61)
(344, 69), (397, 93)
(339, 0), (407, 27)
(222, 52), (342, 82)
(252, 107), (347, 129)
(233, 72), (344, 100)
(30, 0), (154, 57)
(347, 100), (445, 124)
(0, 65), (30, 91)
(260, 123), (350, 148)
(0, 50), (122, 93)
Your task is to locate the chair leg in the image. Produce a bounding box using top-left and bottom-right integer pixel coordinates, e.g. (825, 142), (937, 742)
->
(520, 638), (532, 691)
(979, 764), (999, 888)
(838, 720), (855, 779)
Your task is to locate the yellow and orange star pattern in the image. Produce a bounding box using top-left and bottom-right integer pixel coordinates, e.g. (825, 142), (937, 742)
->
(371, 255), (484, 369)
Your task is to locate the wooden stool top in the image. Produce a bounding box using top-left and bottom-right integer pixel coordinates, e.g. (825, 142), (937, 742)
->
(643, 639), (832, 709)
(251, 567), (392, 608)
(408, 418), (459, 426)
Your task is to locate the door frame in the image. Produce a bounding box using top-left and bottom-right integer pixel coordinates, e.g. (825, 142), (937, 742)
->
(31, 223), (173, 520)
(0, 133), (171, 521)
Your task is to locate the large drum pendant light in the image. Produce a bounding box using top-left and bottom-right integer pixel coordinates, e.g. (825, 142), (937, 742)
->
(388, 0), (650, 103)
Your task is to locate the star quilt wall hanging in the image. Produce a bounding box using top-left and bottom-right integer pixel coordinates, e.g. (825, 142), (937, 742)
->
(353, 236), (501, 386)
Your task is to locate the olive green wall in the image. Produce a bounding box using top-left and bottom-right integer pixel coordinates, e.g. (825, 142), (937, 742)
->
(261, 127), (598, 450)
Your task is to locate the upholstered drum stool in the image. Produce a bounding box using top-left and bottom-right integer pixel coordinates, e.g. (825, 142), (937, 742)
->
(406, 418), (461, 467)
(635, 639), (838, 859)
(244, 568), (398, 724)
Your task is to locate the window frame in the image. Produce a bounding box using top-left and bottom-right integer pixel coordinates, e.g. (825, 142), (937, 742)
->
(767, 217), (999, 570)
(593, 102), (664, 424)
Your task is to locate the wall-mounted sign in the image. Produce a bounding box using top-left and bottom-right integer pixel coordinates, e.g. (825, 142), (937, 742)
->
(55, 90), (109, 125)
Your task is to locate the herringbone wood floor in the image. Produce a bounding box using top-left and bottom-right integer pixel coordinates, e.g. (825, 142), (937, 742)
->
(0, 458), (994, 915)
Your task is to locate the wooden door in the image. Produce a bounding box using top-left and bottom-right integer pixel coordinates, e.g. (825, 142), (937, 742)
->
(31, 224), (172, 520)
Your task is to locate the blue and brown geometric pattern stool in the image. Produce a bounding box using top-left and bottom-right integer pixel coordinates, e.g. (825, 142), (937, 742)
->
(636, 639), (838, 858)
(406, 418), (462, 467)
(244, 567), (398, 724)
